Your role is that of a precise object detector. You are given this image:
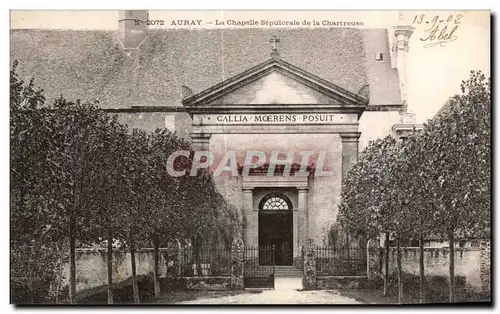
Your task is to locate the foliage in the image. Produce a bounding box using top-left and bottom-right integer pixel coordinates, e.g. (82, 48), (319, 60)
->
(339, 70), (490, 242)
(337, 70), (491, 302)
(420, 71), (491, 239)
(10, 60), (239, 303)
(10, 60), (64, 303)
(338, 135), (400, 239)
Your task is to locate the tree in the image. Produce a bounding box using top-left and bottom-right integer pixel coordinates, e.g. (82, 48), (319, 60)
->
(370, 136), (418, 304)
(338, 136), (401, 297)
(49, 97), (118, 303)
(84, 114), (131, 304)
(339, 70), (490, 304)
(418, 71), (490, 302)
(141, 129), (192, 296)
(339, 135), (428, 303)
(10, 61), (101, 303)
(11, 60), (60, 303)
(119, 129), (150, 304)
(395, 132), (433, 303)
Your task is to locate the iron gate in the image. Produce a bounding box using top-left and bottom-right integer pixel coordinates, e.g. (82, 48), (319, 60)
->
(243, 246), (275, 289)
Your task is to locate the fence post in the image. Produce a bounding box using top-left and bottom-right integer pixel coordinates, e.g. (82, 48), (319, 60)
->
(231, 238), (244, 290)
(302, 239), (316, 290)
(480, 239), (490, 293)
(176, 239), (182, 277)
(367, 238), (382, 281)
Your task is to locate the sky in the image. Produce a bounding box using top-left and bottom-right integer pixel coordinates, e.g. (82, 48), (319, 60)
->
(9, 10), (490, 123)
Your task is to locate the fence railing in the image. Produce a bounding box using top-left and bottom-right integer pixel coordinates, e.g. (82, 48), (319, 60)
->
(180, 246), (232, 277)
(243, 245), (275, 277)
(315, 246), (367, 276)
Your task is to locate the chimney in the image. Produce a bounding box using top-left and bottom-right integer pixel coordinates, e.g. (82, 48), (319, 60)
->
(118, 10), (149, 50)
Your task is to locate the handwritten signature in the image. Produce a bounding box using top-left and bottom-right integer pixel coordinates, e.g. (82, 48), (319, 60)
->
(413, 14), (462, 48)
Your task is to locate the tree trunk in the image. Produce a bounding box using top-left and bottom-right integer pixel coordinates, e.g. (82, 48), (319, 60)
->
(30, 280), (35, 304)
(396, 238), (403, 304)
(383, 232), (389, 297)
(107, 228), (113, 305)
(152, 233), (160, 299)
(448, 232), (455, 303)
(69, 218), (76, 304)
(130, 234), (140, 304)
(55, 270), (60, 305)
(192, 236), (202, 277)
(419, 234), (425, 303)
(55, 242), (65, 304)
(345, 232), (351, 272)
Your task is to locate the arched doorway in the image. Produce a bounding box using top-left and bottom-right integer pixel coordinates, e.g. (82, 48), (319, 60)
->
(258, 193), (293, 266)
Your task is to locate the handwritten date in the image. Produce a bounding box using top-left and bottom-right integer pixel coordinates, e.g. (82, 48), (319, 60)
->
(413, 14), (462, 48)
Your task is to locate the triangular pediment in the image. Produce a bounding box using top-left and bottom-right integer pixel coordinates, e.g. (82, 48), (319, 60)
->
(209, 71), (339, 105)
(182, 58), (368, 112)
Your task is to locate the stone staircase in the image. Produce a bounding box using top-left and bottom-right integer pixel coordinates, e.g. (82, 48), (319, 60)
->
(273, 266), (302, 277)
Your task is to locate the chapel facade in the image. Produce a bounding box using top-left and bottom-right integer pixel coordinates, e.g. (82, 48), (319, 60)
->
(10, 10), (420, 265)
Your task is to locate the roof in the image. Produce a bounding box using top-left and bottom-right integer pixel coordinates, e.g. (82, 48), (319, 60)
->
(183, 57), (368, 112)
(10, 28), (402, 109)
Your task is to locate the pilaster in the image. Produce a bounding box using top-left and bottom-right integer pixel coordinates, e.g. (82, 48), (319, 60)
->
(242, 188), (256, 247)
(298, 187), (309, 256)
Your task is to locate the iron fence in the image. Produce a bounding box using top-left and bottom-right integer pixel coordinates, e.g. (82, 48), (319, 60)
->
(243, 246), (275, 288)
(243, 246), (275, 277)
(315, 246), (367, 276)
(180, 245), (231, 277)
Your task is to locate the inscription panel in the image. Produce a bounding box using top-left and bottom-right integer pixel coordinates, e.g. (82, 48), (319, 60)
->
(194, 113), (357, 125)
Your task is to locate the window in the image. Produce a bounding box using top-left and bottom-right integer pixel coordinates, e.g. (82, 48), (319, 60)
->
(262, 197), (289, 210)
(375, 53), (383, 61)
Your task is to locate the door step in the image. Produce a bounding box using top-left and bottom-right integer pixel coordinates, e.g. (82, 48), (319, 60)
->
(273, 266), (302, 277)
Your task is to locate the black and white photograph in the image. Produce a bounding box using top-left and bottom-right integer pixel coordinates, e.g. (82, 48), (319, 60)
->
(9, 9), (491, 305)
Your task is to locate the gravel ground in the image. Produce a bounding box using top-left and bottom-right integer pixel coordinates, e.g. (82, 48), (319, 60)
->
(175, 277), (363, 305)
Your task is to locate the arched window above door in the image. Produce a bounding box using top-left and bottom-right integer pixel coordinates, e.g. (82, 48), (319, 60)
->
(263, 197), (289, 210)
(259, 193), (293, 210)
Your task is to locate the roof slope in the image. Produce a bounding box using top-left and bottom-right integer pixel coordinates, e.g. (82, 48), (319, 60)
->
(10, 28), (401, 109)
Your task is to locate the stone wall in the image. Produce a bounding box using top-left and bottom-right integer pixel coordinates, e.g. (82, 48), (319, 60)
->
(301, 241), (488, 292)
(62, 248), (175, 293)
(230, 238), (245, 290)
(480, 240), (491, 293)
(302, 239), (370, 290)
(383, 247), (482, 290)
(63, 239), (246, 293)
(307, 134), (342, 245)
(302, 239), (317, 290)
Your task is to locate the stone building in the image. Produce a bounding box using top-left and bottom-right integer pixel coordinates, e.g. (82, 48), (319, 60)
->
(10, 10), (419, 266)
